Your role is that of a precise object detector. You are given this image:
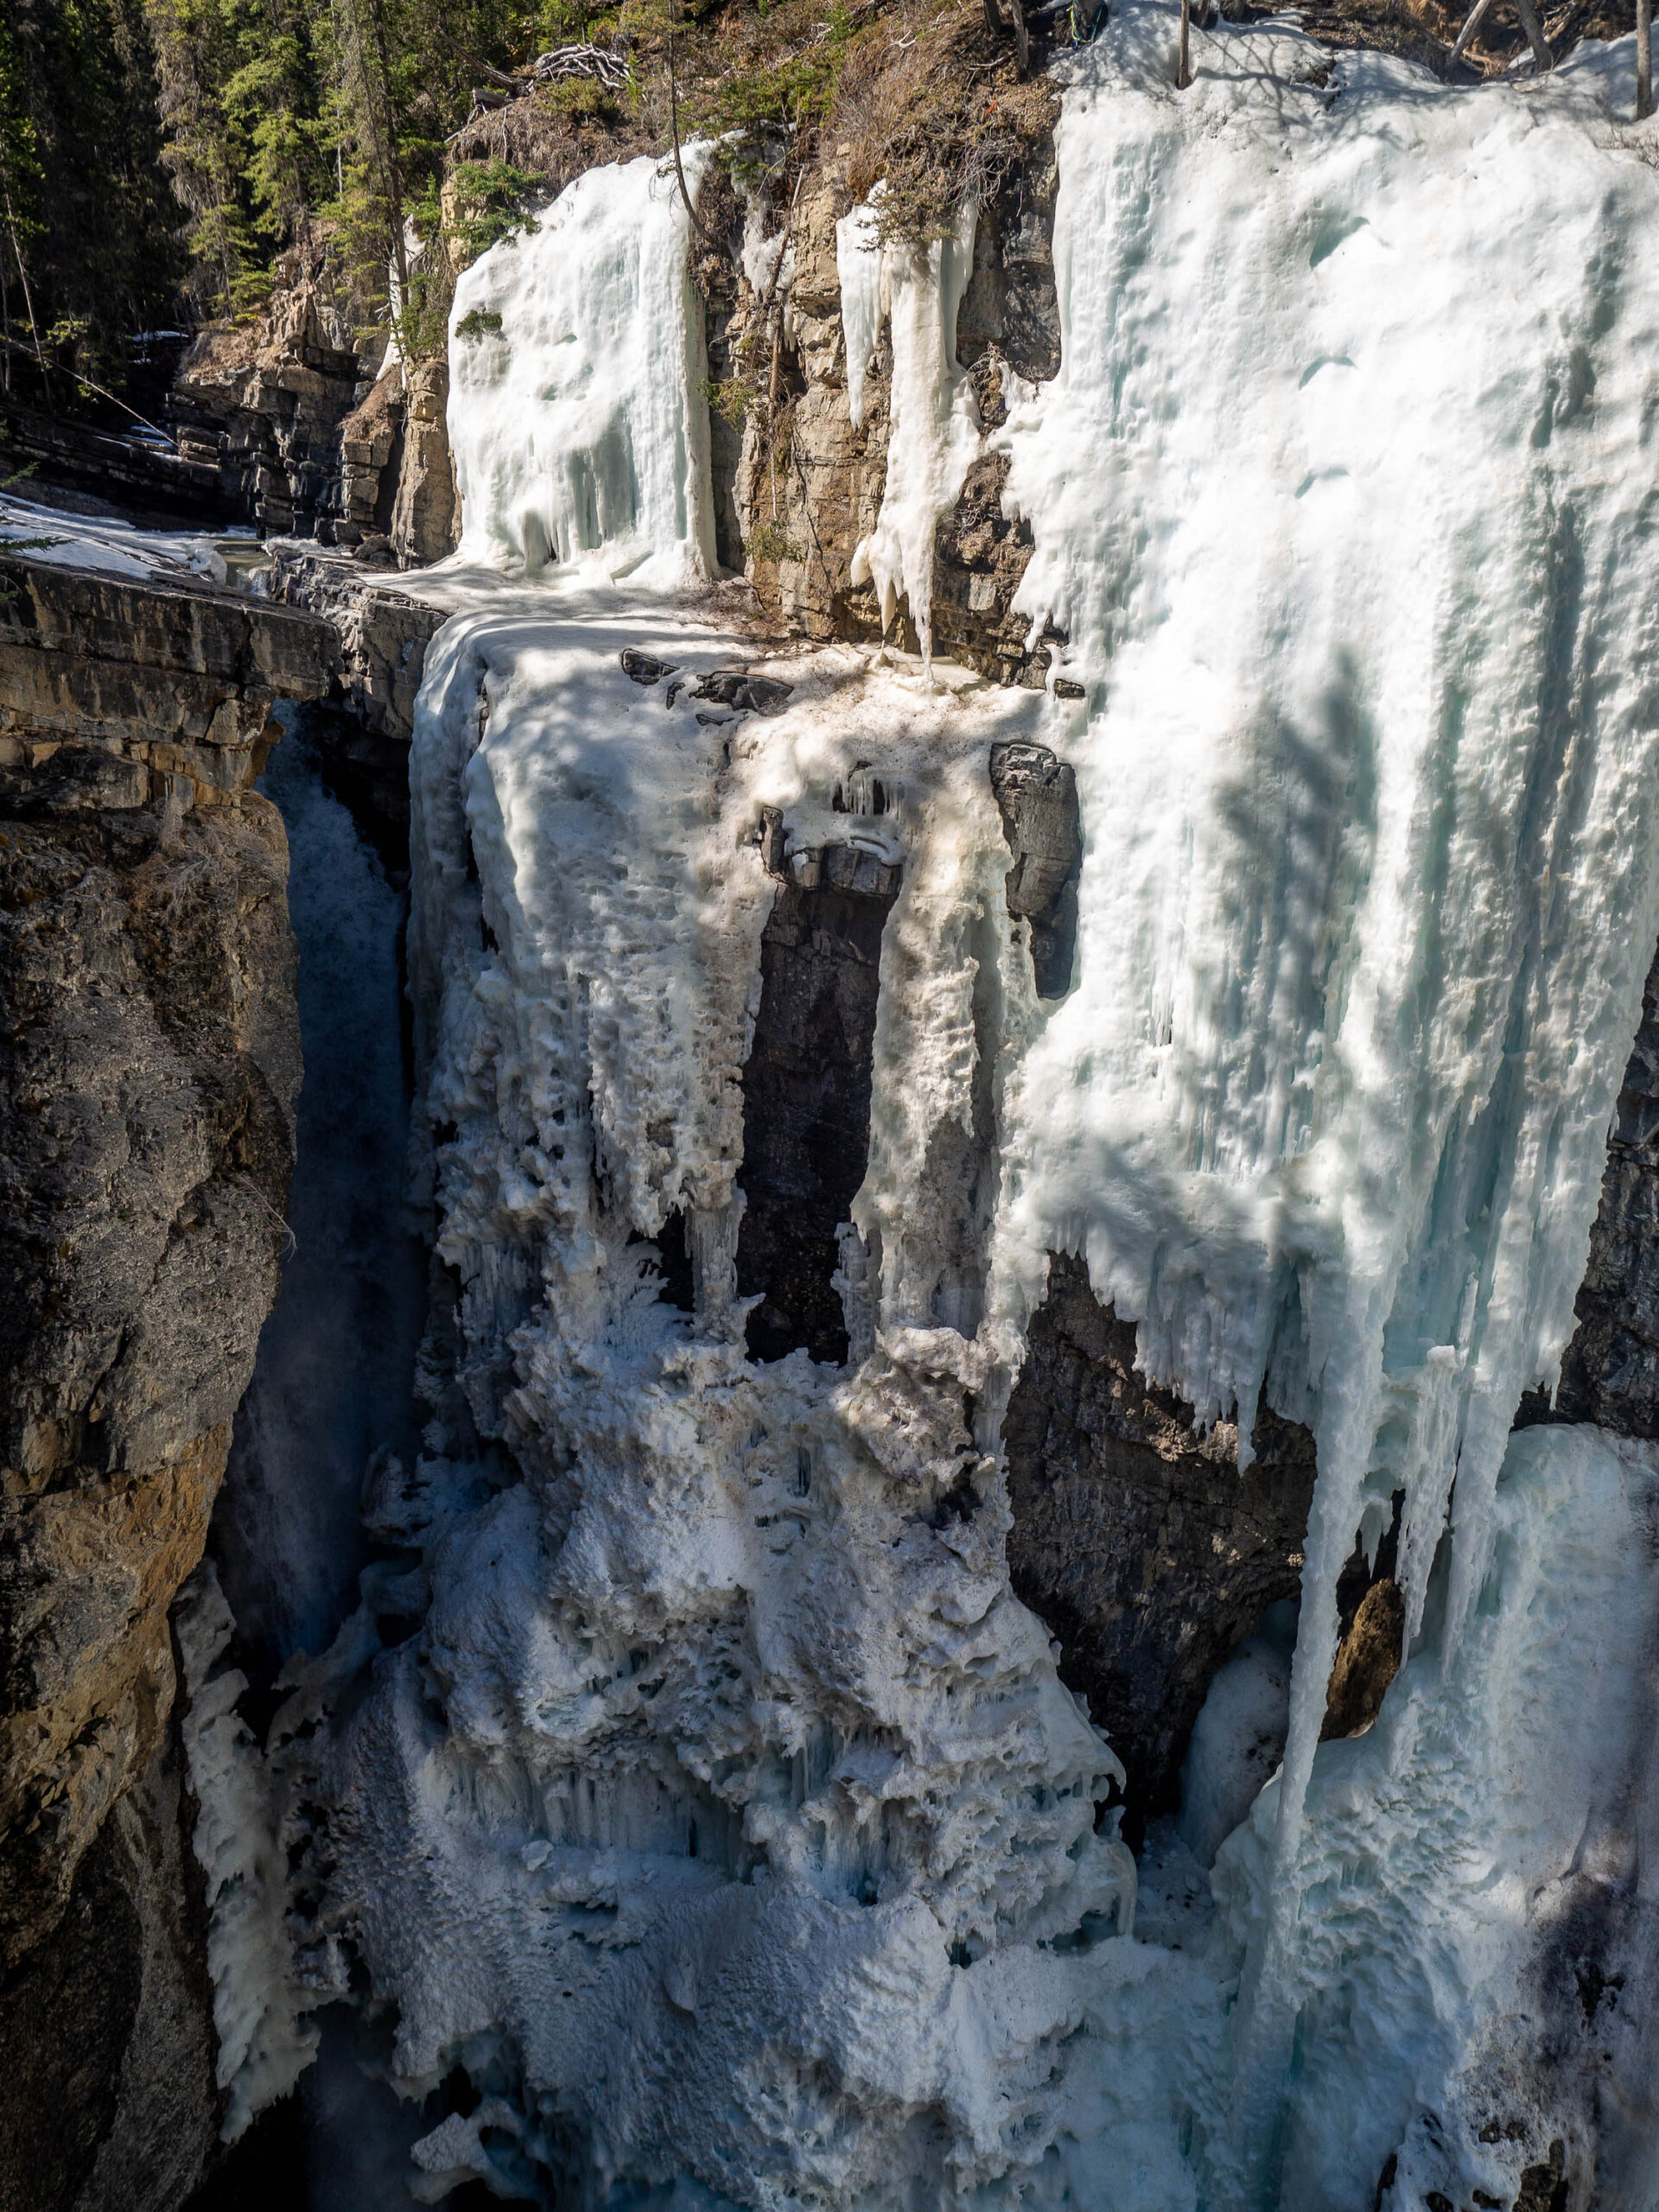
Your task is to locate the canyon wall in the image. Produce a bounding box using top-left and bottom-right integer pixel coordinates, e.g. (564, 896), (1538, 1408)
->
(0, 559), (334, 2212)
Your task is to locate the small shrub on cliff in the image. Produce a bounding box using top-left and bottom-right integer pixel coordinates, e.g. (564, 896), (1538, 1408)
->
(445, 157), (549, 264)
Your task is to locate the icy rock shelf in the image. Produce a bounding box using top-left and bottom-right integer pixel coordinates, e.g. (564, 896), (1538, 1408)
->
(192, 5), (1659, 2208)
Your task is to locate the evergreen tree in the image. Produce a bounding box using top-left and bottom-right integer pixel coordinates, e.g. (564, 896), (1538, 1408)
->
(1, 0), (184, 406)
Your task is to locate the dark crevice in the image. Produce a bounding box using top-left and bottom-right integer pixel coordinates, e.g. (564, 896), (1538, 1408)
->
(735, 849), (901, 1364)
(633, 1208), (695, 1314)
(1517, 933), (1659, 1440)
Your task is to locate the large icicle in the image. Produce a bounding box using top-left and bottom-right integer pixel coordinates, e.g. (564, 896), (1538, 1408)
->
(842, 195), (982, 665)
(994, 8), (1659, 2170)
(447, 152), (716, 584)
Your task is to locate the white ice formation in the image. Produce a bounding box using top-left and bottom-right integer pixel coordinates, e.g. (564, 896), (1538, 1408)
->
(839, 194), (983, 664)
(238, 10), (1659, 2208)
(447, 152), (716, 584)
(176, 1565), (319, 2139)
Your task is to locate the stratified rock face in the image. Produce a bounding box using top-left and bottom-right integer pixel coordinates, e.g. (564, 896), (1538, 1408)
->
(1002, 1253), (1317, 1832)
(336, 359), (461, 568)
(389, 359), (461, 567)
(0, 556), (328, 2209)
(0, 555), (336, 805)
(1541, 941), (1659, 1436)
(266, 543), (448, 752)
(170, 238), (375, 537)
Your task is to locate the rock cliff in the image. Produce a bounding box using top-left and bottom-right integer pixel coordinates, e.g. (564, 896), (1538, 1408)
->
(169, 238), (376, 541)
(0, 557), (334, 2212)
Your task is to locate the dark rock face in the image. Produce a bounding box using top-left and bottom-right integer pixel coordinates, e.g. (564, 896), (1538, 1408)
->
(1524, 943), (1659, 1437)
(1002, 1253), (1317, 1834)
(0, 555), (326, 2209)
(956, 145), (1063, 389)
(988, 741), (1082, 998)
(0, 1713), (217, 2212)
(737, 849), (902, 1364)
(925, 143), (1066, 682)
(0, 404), (232, 530)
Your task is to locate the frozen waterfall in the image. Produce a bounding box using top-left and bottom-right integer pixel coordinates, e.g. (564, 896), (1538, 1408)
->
(219, 10), (1659, 2209)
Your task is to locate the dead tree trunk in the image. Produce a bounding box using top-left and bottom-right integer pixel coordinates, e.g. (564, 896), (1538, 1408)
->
(1448, 0), (1495, 64)
(1008, 0), (1031, 76)
(1639, 0), (1653, 118)
(1178, 0), (1193, 84)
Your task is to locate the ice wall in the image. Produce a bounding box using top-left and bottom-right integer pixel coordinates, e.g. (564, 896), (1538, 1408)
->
(1215, 1424), (1659, 2212)
(271, 15), (1659, 2208)
(296, 607), (1147, 2207)
(447, 153), (716, 583)
(995, 12), (1659, 2139)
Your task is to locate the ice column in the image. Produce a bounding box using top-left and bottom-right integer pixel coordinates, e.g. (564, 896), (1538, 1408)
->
(841, 194), (982, 664)
(448, 152), (715, 585)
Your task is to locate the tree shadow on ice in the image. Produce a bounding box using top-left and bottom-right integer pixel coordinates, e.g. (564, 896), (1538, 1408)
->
(1185, 652), (1378, 1173)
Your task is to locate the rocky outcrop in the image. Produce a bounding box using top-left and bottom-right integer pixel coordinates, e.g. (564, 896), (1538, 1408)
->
(0, 556), (332, 2209)
(1002, 1253), (1318, 1838)
(388, 360), (461, 566)
(265, 545), (451, 869)
(1524, 939), (1659, 1438)
(0, 1713), (216, 2212)
(931, 150), (1065, 681)
(170, 238), (377, 537)
(726, 149), (1065, 682)
(336, 358), (461, 567)
(268, 543), (448, 746)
